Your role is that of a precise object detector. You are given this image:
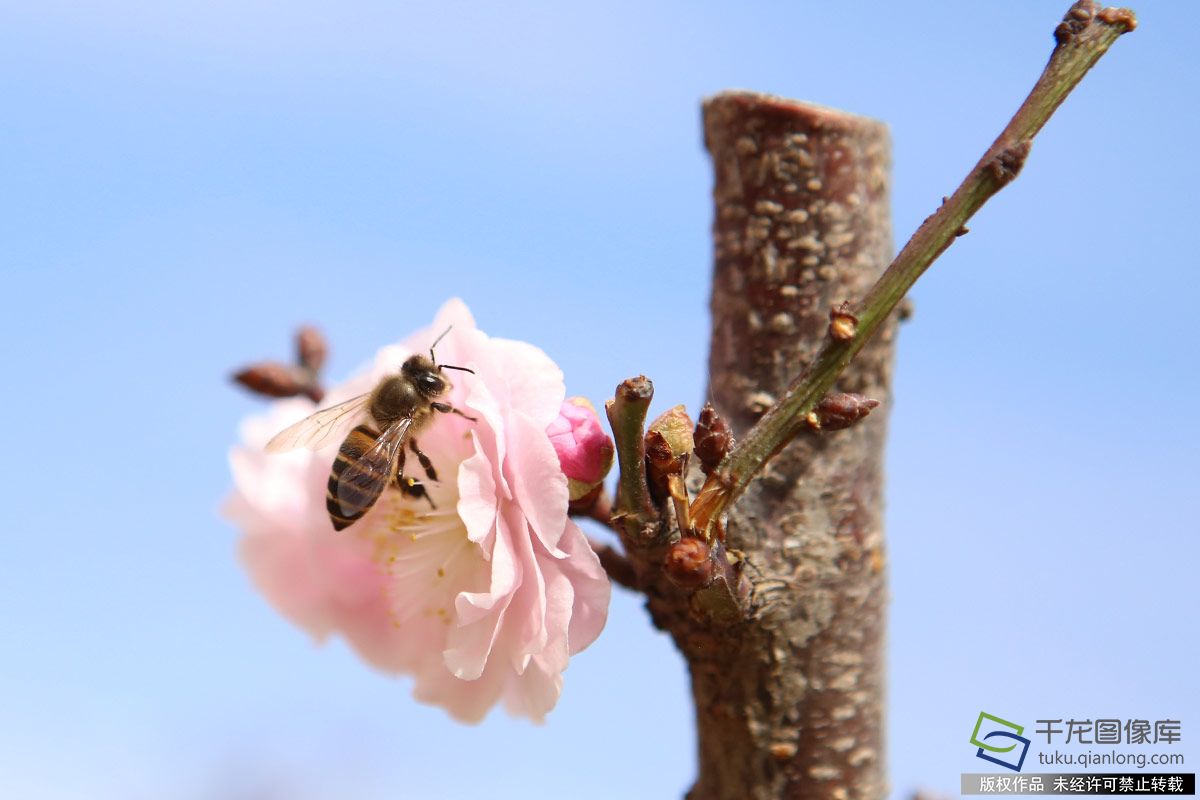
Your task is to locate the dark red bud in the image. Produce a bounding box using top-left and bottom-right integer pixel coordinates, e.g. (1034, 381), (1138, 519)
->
(807, 392), (881, 431)
(664, 538), (716, 590)
(296, 326), (328, 372)
(694, 403), (734, 476)
(232, 362), (312, 398)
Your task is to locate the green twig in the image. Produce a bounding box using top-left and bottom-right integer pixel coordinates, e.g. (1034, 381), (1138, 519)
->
(691, 0), (1136, 536)
(604, 376), (657, 541)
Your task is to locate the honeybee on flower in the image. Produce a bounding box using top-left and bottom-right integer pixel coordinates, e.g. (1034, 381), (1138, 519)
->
(225, 299), (612, 721)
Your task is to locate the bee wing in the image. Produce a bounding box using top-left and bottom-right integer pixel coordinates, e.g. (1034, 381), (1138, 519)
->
(331, 417), (413, 519)
(265, 392), (371, 453)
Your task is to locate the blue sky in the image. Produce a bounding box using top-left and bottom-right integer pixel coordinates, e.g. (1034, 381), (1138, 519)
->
(2, 2), (1197, 798)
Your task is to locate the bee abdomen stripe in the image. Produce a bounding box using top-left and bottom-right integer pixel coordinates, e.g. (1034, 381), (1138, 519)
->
(327, 509), (365, 530)
(326, 481), (373, 509)
(347, 425), (380, 445)
(331, 427), (381, 469)
(326, 471), (384, 507)
(326, 493), (370, 524)
(329, 511), (358, 531)
(326, 425), (393, 528)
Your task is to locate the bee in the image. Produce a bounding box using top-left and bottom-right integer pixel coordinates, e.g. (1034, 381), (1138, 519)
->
(265, 330), (475, 531)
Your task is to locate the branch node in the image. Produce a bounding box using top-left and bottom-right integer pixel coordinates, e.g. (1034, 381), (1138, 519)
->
(828, 302), (859, 343)
(686, 541), (751, 625)
(1057, 2), (1137, 46)
(664, 537), (716, 590)
(694, 403), (735, 477)
(806, 392), (882, 432)
(1096, 6), (1137, 31)
(986, 140), (1032, 186)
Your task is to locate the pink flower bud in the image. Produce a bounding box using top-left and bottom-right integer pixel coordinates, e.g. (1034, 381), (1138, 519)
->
(546, 397), (614, 501)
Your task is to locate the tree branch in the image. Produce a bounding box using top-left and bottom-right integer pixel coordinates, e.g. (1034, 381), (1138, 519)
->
(604, 376), (658, 542)
(690, 87), (895, 800)
(586, 536), (639, 591)
(690, 0), (1136, 538)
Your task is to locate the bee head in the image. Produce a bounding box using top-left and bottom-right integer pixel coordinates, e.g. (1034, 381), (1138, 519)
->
(402, 355), (449, 398)
(422, 326), (475, 390)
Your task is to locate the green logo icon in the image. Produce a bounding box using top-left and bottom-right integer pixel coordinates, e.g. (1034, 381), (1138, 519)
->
(971, 712), (1024, 752)
(970, 711), (1031, 771)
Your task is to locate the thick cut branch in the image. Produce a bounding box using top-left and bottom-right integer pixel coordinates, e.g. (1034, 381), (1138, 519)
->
(690, 92), (896, 800)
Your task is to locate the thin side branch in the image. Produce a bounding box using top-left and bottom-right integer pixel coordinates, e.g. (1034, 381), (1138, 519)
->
(690, 0), (1136, 537)
(604, 376), (657, 541)
(587, 536), (639, 591)
(570, 489), (617, 531)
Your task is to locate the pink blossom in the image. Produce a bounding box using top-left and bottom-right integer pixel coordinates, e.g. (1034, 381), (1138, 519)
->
(546, 397), (614, 500)
(224, 299), (611, 722)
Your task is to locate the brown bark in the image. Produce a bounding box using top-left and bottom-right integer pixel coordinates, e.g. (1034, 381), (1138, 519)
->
(687, 91), (896, 800)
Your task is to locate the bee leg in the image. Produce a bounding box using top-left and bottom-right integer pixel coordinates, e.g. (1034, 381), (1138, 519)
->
(431, 401), (477, 422)
(397, 475), (436, 509)
(410, 439), (438, 482)
(390, 448), (435, 508)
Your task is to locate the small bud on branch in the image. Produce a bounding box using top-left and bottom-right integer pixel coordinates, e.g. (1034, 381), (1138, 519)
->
(664, 538), (715, 590)
(828, 302), (859, 343)
(694, 404), (734, 477)
(549, 397), (616, 502)
(232, 362), (316, 399)
(295, 325), (328, 372)
(805, 392), (881, 432)
(231, 326), (328, 403)
(645, 405), (694, 504)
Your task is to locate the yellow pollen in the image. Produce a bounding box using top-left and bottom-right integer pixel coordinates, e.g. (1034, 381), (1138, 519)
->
(389, 507), (420, 530)
(437, 567), (445, 578)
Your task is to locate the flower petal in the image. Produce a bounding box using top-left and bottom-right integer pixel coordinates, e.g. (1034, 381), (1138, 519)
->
(506, 410), (570, 554)
(456, 445), (498, 549)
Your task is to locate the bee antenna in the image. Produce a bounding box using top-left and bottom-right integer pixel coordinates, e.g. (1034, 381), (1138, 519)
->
(441, 364), (475, 375)
(429, 325), (454, 362)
